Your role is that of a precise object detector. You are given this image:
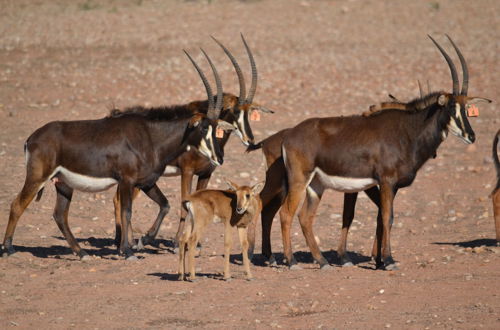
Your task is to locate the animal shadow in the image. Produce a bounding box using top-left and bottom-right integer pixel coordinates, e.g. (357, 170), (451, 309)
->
(14, 236), (176, 259)
(148, 272), (222, 282)
(433, 238), (498, 248)
(250, 250), (371, 267)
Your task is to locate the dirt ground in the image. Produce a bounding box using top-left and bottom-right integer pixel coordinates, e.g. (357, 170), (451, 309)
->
(1, 0), (499, 329)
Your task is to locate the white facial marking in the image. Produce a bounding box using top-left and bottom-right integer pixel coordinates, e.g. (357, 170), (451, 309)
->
(162, 166), (181, 177)
(50, 166), (118, 192)
(314, 167), (377, 193)
(236, 111), (249, 145)
(447, 103), (471, 143)
(197, 125), (219, 165)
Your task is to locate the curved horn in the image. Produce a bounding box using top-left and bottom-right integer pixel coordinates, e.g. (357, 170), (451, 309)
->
(428, 35), (459, 95)
(211, 36), (246, 106)
(200, 48), (223, 119)
(446, 34), (468, 95)
(184, 49), (214, 114)
(241, 33), (258, 104)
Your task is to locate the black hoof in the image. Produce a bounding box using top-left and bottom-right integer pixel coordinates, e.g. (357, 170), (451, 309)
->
(141, 234), (154, 247)
(1, 245), (16, 257)
(120, 247), (136, 260)
(383, 257), (398, 271)
(265, 254), (277, 267)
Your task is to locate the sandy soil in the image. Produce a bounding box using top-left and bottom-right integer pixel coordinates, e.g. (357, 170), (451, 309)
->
(0, 0), (499, 328)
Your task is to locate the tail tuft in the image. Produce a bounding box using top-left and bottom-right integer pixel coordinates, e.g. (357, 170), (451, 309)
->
(246, 142), (262, 153)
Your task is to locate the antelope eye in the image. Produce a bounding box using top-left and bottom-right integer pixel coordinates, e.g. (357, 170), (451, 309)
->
(245, 193), (250, 198)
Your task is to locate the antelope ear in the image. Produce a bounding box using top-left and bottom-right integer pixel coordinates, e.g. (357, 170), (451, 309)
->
(225, 179), (239, 191)
(251, 104), (275, 114)
(438, 94), (449, 106)
(251, 181), (265, 195)
(188, 113), (204, 128)
(466, 96), (493, 105)
(217, 120), (235, 132)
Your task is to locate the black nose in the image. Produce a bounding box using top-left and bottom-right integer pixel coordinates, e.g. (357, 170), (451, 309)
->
(469, 133), (475, 143)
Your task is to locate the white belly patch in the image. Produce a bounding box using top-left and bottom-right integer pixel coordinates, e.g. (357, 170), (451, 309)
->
(162, 165), (181, 177)
(51, 166), (118, 192)
(314, 168), (377, 193)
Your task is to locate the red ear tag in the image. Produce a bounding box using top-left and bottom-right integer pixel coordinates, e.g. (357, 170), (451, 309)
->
(467, 105), (479, 117)
(250, 110), (261, 121)
(216, 128), (224, 138)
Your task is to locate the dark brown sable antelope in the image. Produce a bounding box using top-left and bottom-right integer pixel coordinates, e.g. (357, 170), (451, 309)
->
(252, 35), (491, 270)
(1, 50), (234, 260)
(112, 35), (273, 249)
(247, 87), (426, 267)
(492, 129), (500, 244)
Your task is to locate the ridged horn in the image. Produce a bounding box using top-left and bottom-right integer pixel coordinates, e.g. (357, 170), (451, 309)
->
(445, 34), (468, 95)
(184, 49), (214, 115)
(200, 48), (223, 119)
(211, 36), (246, 106)
(241, 33), (258, 104)
(428, 35), (459, 95)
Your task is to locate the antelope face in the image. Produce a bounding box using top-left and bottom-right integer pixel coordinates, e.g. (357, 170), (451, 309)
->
(446, 97), (476, 144)
(187, 115), (234, 166)
(227, 105), (255, 146)
(444, 95), (491, 144)
(226, 180), (264, 214)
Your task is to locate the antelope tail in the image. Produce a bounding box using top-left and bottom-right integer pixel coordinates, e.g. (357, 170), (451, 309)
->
(246, 142), (263, 153)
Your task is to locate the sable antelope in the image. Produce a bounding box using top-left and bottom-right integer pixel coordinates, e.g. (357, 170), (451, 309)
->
(1, 50), (234, 260)
(492, 130), (500, 244)
(246, 89), (427, 267)
(178, 180), (263, 281)
(265, 35), (491, 270)
(112, 35), (273, 249)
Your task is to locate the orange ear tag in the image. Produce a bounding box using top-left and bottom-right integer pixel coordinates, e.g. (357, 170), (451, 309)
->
(250, 110), (261, 121)
(216, 128), (225, 138)
(467, 105), (479, 117)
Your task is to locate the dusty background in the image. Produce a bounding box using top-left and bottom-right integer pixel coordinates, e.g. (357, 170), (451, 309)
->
(0, 0), (499, 328)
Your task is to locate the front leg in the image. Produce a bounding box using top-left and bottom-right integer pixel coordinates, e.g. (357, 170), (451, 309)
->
(223, 223), (233, 281)
(379, 183), (397, 270)
(118, 183), (135, 260)
(238, 226), (253, 280)
(174, 169), (195, 245)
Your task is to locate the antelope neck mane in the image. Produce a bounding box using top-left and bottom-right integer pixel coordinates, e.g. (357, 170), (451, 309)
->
(367, 91), (445, 117)
(108, 104), (197, 121)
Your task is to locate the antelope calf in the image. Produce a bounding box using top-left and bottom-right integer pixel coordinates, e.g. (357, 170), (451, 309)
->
(178, 180), (263, 281)
(492, 130), (500, 244)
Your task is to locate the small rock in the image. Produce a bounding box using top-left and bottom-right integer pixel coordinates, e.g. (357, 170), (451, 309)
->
(73, 227), (82, 234)
(472, 246), (485, 254)
(239, 172), (250, 178)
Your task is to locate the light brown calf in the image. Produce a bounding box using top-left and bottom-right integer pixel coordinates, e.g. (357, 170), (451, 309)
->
(178, 180), (263, 281)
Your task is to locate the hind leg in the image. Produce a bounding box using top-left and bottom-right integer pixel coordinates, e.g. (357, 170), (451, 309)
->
(2, 176), (46, 256)
(139, 184), (170, 248)
(53, 182), (88, 259)
(113, 187), (138, 249)
(298, 178), (329, 268)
